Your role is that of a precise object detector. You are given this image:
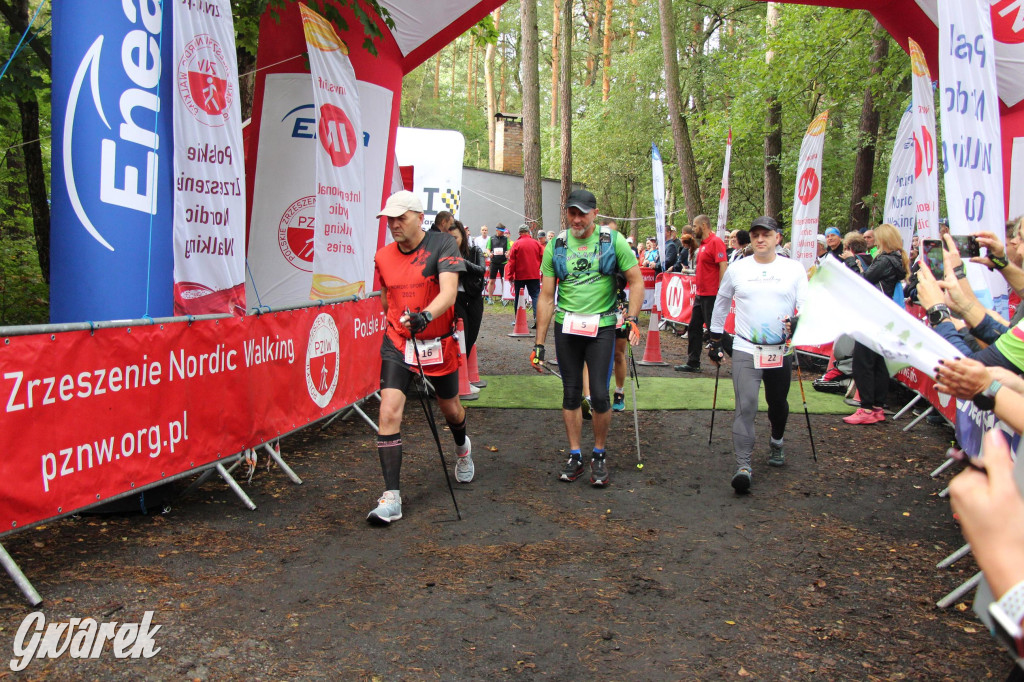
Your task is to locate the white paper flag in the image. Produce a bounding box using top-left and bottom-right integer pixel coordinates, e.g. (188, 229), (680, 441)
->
(716, 129), (733, 241)
(792, 258), (960, 377)
(791, 111), (829, 270)
(301, 3), (367, 300)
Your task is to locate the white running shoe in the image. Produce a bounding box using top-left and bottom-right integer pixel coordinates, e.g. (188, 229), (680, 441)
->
(455, 437), (475, 483)
(366, 490), (402, 525)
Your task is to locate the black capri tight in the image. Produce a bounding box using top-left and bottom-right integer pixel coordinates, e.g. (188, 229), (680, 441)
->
(554, 323), (616, 413)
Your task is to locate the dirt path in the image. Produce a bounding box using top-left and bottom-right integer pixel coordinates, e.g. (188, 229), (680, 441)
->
(0, 307), (1012, 680)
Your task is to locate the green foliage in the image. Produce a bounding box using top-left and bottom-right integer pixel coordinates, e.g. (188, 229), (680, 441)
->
(0, 234), (48, 325)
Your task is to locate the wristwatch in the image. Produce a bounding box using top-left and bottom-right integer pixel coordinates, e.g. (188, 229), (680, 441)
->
(971, 379), (1003, 410)
(927, 304), (951, 326)
(990, 580), (1024, 658)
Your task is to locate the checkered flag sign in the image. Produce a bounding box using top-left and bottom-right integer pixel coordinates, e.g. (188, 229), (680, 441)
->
(441, 188), (460, 214)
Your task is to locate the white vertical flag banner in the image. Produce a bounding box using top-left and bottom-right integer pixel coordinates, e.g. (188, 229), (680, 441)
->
(652, 143), (667, 269)
(909, 38), (940, 244)
(301, 3), (367, 300)
(716, 129), (733, 241)
(394, 127), (465, 230)
(172, 0), (247, 315)
(791, 111), (829, 270)
(938, 0), (1007, 308)
(884, 104), (917, 254)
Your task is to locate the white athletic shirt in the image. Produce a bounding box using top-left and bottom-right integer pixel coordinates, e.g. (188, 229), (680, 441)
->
(710, 254), (808, 356)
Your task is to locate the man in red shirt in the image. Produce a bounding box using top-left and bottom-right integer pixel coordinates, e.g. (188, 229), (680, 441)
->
(675, 213), (728, 373)
(507, 224), (545, 328)
(367, 190), (472, 526)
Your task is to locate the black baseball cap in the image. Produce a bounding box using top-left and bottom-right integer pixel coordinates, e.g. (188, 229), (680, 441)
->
(566, 189), (597, 212)
(749, 216), (780, 233)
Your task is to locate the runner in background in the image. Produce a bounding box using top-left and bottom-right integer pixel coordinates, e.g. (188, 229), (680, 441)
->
(485, 224), (510, 304)
(367, 191), (472, 525)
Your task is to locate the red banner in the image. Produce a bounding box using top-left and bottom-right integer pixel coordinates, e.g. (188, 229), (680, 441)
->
(0, 298), (384, 532)
(895, 365), (956, 421)
(660, 272), (696, 324)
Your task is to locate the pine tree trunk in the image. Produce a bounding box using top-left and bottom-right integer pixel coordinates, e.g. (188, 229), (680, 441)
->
(848, 21), (888, 230)
(585, 0), (601, 87)
(486, 9), (501, 169)
(602, 0), (613, 101)
(18, 96), (49, 283)
(657, 0), (702, 223)
(763, 3), (783, 219)
(559, 0), (573, 228)
(522, 0), (543, 230)
(550, 0), (560, 150)
(434, 52), (441, 99)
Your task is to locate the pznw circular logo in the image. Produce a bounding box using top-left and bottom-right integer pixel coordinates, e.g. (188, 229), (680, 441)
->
(993, 0), (1024, 44)
(797, 167), (820, 205)
(278, 196), (316, 272)
(177, 34), (233, 126)
(306, 313), (340, 408)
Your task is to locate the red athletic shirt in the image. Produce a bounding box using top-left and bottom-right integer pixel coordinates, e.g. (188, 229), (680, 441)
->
(694, 233), (728, 296)
(374, 230), (464, 376)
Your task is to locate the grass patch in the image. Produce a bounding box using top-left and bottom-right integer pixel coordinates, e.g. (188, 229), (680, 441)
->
(465, 374), (849, 413)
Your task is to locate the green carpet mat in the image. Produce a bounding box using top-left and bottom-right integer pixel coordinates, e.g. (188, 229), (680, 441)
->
(465, 375), (849, 413)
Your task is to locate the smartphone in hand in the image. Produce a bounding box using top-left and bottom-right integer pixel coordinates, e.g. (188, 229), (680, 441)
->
(923, 239), (944, 279)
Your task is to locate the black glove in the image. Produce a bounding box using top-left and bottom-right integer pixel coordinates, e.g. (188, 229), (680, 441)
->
(530, 344), (545, 371)
(708, 333), (725, 364)
(406, 310), (432, 334)
(785, 315), (799, 339)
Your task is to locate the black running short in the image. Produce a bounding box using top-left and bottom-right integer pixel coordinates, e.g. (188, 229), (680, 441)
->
(379, 336), (460, 399)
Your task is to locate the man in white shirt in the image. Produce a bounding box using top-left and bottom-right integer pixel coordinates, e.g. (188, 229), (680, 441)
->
(474, 225), (489, 253)
(707, 216), (808, 494)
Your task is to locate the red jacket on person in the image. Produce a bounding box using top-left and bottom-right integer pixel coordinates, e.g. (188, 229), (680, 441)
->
(506, 234), (544, 281)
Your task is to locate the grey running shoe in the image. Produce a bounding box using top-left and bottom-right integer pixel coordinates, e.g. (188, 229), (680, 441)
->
(731, 467), (752, 494)
(590, 455), (609, 487)
(581, 397), (593, 420)
(367, 491), (402, 525)
(768, 441), (785, 467)
(560, 454), (585, 482)
(455, 436), (474, 483)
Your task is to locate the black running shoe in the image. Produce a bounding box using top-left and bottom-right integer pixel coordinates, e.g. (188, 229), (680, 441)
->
(674, 364), (701, 373)
(590, 456), (609, 487)
(560, 454), (585, 482)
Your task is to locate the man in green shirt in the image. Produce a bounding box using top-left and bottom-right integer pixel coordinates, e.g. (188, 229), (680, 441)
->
(530, 189), (644, 486)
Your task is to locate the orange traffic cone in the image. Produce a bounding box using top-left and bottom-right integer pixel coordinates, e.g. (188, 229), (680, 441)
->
(468, 344), (487, 388)
(637, 304), (668, 366)
(508, 293), (532, 337)
(456, 319), (478, 401)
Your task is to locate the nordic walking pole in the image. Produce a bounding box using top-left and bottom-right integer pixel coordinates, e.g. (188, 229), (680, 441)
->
(627, 344), (643, 469)
(708, 363), (721, 446)
(408, 319), (461, 520)
(795, 360), (818, 463)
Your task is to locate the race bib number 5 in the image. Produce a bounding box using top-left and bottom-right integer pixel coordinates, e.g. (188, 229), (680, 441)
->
(564, 312), (600, 337)
(753, 344), (785, 370)
(405, 338), (444, 366)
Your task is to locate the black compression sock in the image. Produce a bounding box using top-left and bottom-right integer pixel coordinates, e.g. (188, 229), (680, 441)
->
(377, 433), (402, 491)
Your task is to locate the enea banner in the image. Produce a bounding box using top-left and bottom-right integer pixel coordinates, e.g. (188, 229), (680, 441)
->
(172, 0), (247, 315)
(884, 104), (917, 253)
(301, 5), (368, 301)
(909, 38), (940, 244)
(51, 0), (175, 322)
(652, 144), (667, 270)
(0, 297), (384, 533)
(938, 0), (1008, 307)
(245, 73), (393, 309)
(791, 111), (829, 270)
(716, 129), (733, 241)
(395, 127), (465, 230)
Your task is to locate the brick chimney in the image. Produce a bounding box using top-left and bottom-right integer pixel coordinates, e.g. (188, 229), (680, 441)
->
(494, 113), (523, 174)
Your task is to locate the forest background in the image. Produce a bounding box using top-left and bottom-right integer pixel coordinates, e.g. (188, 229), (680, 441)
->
(0, 0), (936, 324)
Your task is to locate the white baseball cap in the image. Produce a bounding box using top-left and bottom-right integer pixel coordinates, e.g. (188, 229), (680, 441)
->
(376, 190), (424, 218)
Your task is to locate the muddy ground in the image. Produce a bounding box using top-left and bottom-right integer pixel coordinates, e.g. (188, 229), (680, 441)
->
(0, 305), (1015, 680)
